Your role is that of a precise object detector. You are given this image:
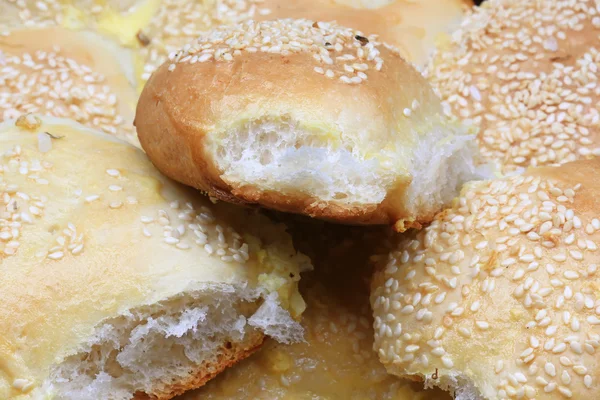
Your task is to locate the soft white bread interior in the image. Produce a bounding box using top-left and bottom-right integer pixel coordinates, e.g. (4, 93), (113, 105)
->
(137, 0), (472, 81)
(0, 115), (311, 400)
(426, 0), (600, 173)
(371, 158), (600, 400)
(0, 26), (141, 146)
(135, 18), (486, 231)
(183, 220), (451, 400)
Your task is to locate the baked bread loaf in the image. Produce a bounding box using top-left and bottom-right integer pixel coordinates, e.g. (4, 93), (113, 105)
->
(185, 221), (450, 400)
(135, 19), (485, 231)
(0, 26), (140, 145)
(138, 0), (472, 81)
(0, 115), (310, 400)
(372, 158), (600, 400)
(426, 0), (600, 173)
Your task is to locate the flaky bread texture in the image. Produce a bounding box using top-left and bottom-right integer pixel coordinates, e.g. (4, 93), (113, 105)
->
(135, 332), (265, 400)
(0, 26), (141, 146)
(371, 158), (600, 400)
(426, 0), (600, 173)
(136, 19), (484, 230)
(0, 116), (311, 400)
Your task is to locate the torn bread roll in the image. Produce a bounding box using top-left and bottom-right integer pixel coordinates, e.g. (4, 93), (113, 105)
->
(371, 158), (600, 400)
(185, 222), (450, 400)
(135, 19), (484, 231)
(0, 115), (311, 400)
(0, 26), (140, 146)
(138, 0), (472, 81)
(426, 0), (600, 173)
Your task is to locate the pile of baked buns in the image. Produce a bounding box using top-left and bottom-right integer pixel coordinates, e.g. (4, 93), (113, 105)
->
(1, 0), (599, 399)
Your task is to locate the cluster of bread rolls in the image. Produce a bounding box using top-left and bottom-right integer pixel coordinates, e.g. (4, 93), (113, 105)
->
(2, 1), (599, 400)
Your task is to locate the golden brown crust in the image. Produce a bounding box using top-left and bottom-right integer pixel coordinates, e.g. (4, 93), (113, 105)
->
(136, 52), (407, 226)
(136, 19), (474, 228)
(137, 333), (265, 400)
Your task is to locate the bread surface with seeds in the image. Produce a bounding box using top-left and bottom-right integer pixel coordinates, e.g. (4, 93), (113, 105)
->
(137, 0), (472, 81)
(0, 0), (151, 38)
(426, 0), (600, 173)
(136, 18), (484, 231)
(0, 116), (310, 400)
(1, 0), (472, 81)
(0, 26), (140, 146)
(372, 158), (600, 400)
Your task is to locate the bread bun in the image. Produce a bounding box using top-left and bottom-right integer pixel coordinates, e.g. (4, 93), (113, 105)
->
(0, 26), (140, 145)
(135, 18), (484, 231)
(138, 0), (472, 81)
(372, 158), (600, 400)
(426, 0), (600, 173)
(0, 115), (310, 400)
(185, 221), (451, 400)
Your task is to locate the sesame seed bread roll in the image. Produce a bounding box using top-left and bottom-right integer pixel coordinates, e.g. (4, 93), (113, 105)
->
(138, 0), (472, 81)
(0, 26), (140, 146)
(426, 0), (600, 174)
(0, 115), (311, 400)
(184, 222), (450, 400)
(135, 19), (485, 231)
(371, 158), (600, 400)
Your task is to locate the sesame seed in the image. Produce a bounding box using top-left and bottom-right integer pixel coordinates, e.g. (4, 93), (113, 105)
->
(70, 244), (84, 255)
(441, 356), (453, 368)
(85, 195), (100, 203)
(47, 251), (64, 260)
(475, 321), (490, 330)
(164, 236), (179, 246)
(545, 362), (556, 377)
(165, 19), (392, 86)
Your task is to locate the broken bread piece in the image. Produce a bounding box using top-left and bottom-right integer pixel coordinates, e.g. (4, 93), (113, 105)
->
(0, 115), (310, 400)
